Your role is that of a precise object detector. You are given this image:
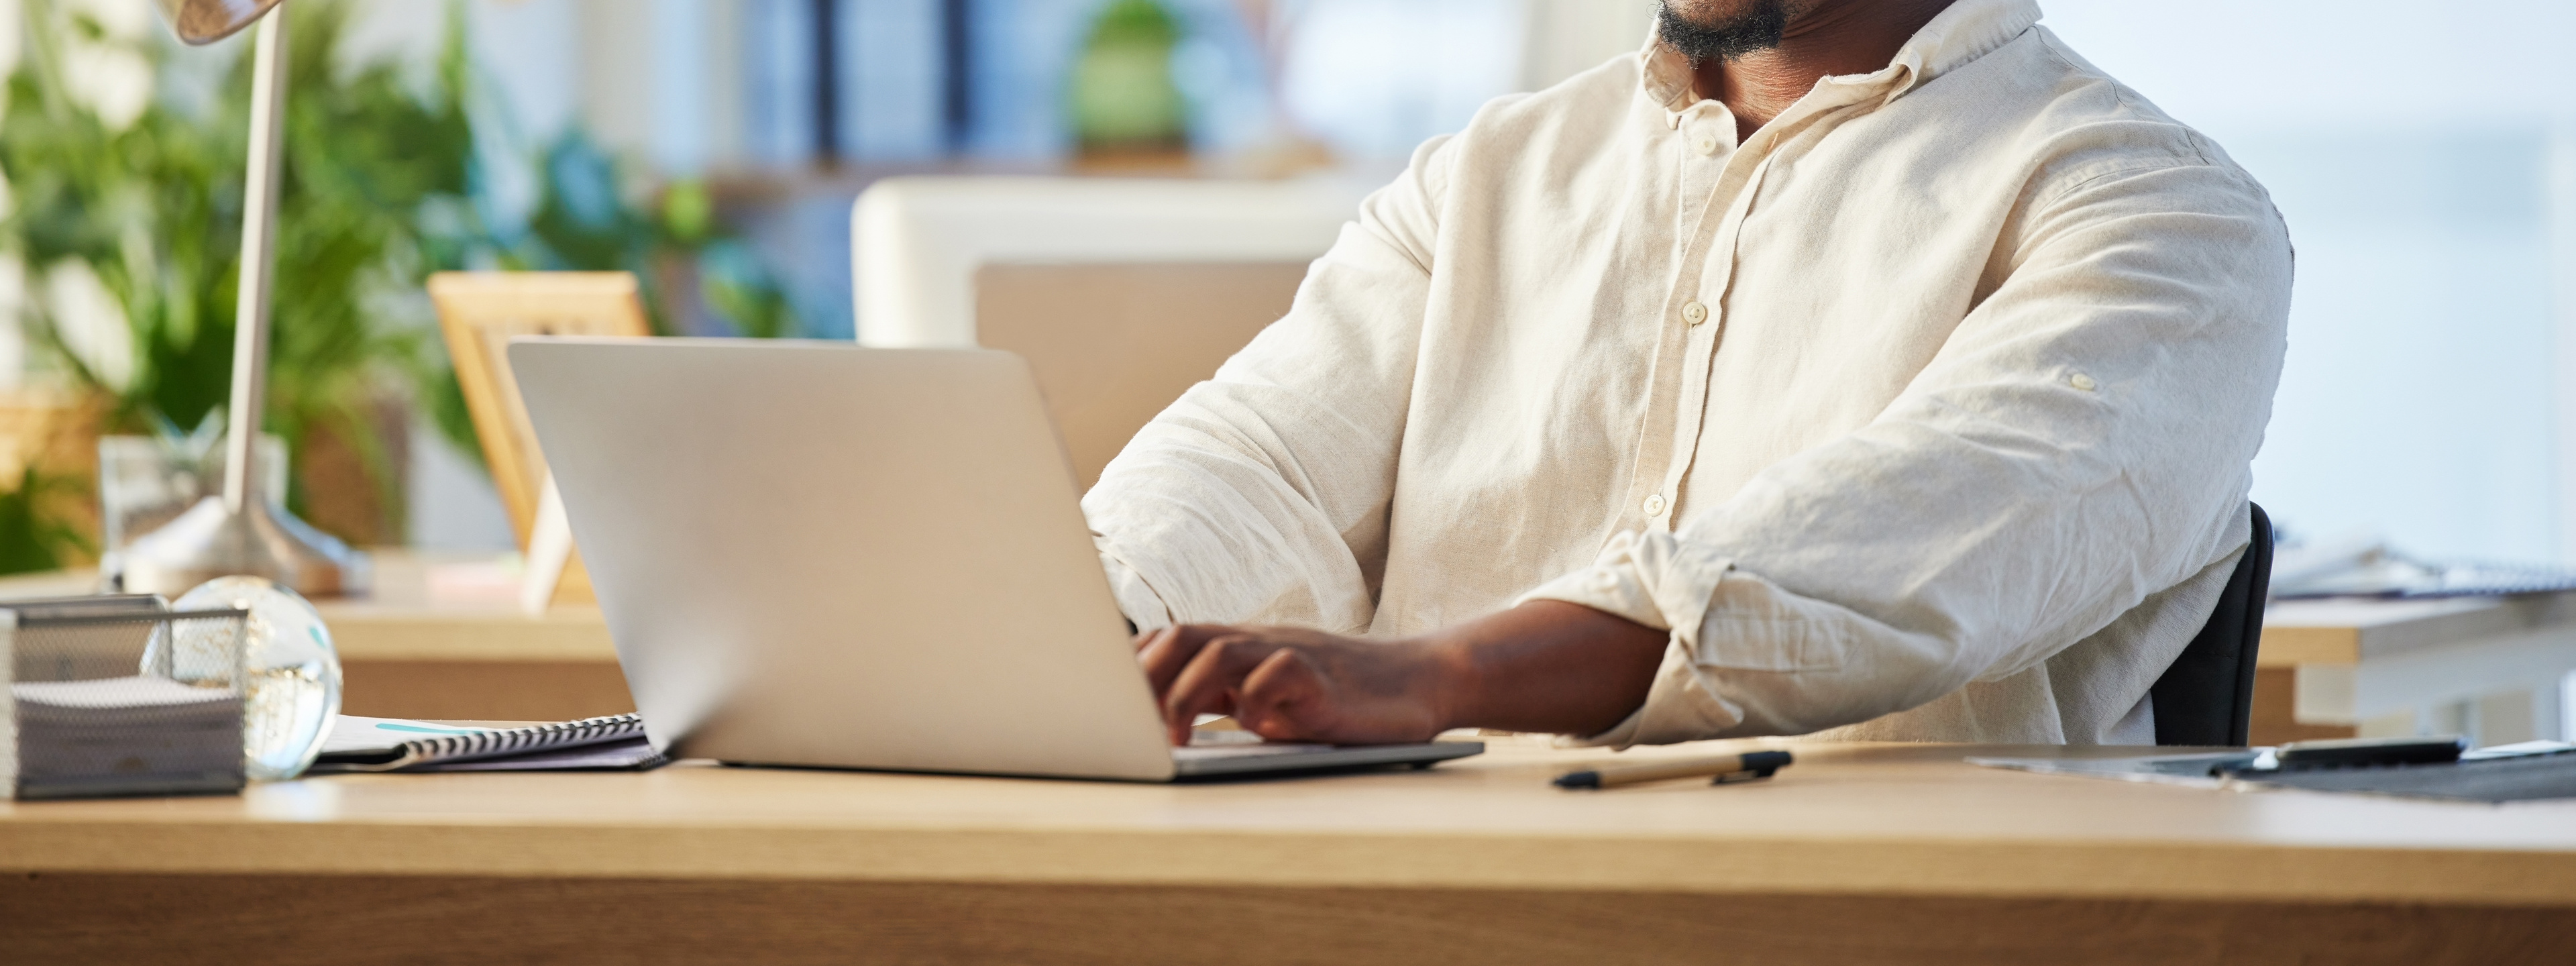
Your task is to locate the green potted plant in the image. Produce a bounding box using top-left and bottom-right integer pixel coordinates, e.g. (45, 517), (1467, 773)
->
(1, 0), (476, 560)
(0, 0), (800, 575)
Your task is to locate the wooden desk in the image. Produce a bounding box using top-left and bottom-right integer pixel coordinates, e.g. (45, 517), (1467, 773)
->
(2257, 592), (2576, 747)
(3, 738), (2572, 964)
(0, 551), (629, 721)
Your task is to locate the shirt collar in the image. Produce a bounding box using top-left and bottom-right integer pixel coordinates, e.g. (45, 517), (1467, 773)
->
(1637, 0), (2043, 120)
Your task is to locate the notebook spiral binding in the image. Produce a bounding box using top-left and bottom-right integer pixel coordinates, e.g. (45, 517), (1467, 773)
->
(405, 712), (647, 766)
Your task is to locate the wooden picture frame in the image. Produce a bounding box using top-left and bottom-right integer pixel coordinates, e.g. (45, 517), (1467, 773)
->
(428, 272), (650, 604)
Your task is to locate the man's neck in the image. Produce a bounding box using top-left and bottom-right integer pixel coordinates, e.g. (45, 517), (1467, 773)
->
(1690, 0), (1956, 142)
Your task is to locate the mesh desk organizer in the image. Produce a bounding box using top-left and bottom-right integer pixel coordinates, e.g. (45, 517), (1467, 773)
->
(2, 595), (251, 800)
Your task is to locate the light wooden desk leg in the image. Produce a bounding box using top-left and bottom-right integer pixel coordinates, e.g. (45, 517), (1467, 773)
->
(2250, 666), (2357, 745)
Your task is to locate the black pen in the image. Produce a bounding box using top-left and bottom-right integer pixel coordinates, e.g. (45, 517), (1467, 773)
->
(1554, 751), (1793, 790)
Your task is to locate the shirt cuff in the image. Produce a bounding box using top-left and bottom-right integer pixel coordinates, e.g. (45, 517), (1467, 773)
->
(1513, 535), (1671, 633)
(1514, 529), (1749, 748)
(1553, 637), (1743, 749)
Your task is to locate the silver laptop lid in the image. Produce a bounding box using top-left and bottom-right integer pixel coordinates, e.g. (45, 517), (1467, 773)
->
(510, 339), (1175, 781)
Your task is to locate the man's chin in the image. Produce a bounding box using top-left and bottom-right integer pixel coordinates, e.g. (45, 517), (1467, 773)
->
(1658, 0), (1795, 63)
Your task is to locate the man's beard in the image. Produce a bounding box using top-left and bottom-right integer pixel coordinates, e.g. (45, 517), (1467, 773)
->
(1657, 0), (1794, 64)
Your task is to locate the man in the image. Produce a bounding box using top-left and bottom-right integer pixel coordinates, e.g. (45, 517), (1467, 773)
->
(1085, 0), (2291, 749)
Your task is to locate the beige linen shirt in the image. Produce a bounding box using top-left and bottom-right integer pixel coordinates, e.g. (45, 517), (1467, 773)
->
(1083, 0), (2291, 746)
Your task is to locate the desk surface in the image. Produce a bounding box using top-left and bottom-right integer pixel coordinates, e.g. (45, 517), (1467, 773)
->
(6, 737), (2573, 908)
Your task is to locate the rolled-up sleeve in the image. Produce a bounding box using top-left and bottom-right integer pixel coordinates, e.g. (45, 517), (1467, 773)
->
(1083, 137), (1457, 634)
(1523, 160), (2293, 745)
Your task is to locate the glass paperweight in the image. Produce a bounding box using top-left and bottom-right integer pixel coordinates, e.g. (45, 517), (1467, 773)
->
(168, 576), (342, 780)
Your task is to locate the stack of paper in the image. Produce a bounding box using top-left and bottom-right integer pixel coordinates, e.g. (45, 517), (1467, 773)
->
(10, 676), (244, 799)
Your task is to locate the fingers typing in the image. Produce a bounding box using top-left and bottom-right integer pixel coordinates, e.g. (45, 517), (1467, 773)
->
(1136, 625), (1215, 698)
(1234, 647), (1325, 742)
(1159, 634), (1283, 746)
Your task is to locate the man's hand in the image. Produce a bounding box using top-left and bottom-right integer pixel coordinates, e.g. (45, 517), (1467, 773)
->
(1135, 625), (1453, 747)
(1134, 601), (1672, 747)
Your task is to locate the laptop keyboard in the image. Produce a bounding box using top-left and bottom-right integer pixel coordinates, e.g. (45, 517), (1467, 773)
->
(1173, 743), (1333, 760)
(1177, 728), (1329, 759)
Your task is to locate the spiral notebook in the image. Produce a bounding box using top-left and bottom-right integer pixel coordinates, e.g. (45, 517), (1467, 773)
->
(309, 713), (665, 773)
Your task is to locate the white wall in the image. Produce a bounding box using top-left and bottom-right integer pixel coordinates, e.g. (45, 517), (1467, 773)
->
(2043, 0), (2576, 564)
(409, 414), (517, 552)
(1520, 0), (1654, 91)
(1269, 0), (1650, 160)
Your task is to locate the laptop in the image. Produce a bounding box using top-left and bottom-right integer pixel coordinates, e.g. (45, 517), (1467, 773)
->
(508, 337), (1482, 781)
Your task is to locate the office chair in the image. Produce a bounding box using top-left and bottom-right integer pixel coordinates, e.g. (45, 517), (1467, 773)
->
(2150, 503), (2274, 746)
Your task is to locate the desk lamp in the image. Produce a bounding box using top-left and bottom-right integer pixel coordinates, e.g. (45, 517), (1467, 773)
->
(118, 0), (362, 596)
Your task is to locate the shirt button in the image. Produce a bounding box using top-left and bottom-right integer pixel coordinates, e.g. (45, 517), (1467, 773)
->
(1642, 494), (1668, 517)
(1682, 302), (1709, 326)
(2069, 372), (2098, 392)
(1695, 136), (1719, 156)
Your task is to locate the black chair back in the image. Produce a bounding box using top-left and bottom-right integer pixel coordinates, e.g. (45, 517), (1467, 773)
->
(2150, 503), (2273, 746)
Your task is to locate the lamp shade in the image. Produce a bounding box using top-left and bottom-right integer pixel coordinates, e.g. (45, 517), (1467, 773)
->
(154, 0), (285, 45)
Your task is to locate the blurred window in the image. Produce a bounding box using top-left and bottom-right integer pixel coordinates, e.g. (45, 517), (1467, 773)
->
(1275, 0), (1527, 160)
(2048, 0), (2576, 564)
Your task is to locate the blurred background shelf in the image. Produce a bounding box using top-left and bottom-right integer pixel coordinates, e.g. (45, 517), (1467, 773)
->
(0, 551), (627, 722)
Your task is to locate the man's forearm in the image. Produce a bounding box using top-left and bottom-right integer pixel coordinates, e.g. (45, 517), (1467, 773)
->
(1421, 600), (1668, 736)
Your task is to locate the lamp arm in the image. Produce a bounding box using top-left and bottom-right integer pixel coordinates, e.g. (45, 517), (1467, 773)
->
(222, 9), (287, 513)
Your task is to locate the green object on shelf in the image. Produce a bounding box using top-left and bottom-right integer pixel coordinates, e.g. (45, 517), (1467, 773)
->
(1069, 0), (1189, 152)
